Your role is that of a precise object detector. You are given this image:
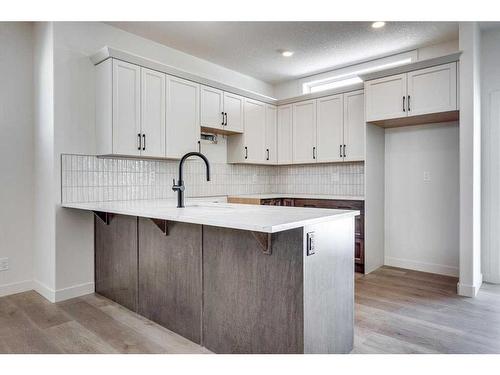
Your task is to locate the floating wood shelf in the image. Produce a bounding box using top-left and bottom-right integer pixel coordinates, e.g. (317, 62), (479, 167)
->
(368, 110), (459, 129)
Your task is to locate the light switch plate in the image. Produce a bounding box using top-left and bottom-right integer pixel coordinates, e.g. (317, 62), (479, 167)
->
(0, 258), (9, 272)
(307, 232), (315, 256)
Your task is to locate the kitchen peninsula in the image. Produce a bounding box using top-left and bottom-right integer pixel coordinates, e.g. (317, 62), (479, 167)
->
(63, 199), (358, 354)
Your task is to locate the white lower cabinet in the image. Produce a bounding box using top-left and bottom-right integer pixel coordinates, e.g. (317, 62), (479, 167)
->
(166, 76), (200, 158)
(292, 99), (317, 164)
(316, 94), (344, 163)
(277, 105), (293, 164)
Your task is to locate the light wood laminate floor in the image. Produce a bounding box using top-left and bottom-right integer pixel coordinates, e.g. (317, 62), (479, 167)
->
(0, 266), (499, 354)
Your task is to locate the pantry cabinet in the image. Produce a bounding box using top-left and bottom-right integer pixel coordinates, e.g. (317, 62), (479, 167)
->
(277, 105), (293, 164)
(365, 62), (457, 122)
(292, 99), (317, 164)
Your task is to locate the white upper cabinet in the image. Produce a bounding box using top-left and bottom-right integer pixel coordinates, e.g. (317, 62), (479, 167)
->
(265, 105), (277, 164)
(343, 90), (365, 162)
(166, 76), (200, 158)
(277, 105), (293, 165)
(200, 85), (224, 130)
(292, 99), (317, 164)
(365, 73), (407, 122)
(243, 98), (266, 163)
(223, 92), (244, 133)
(365, 62), (458, 123)
(316, 94), (344, 163)
(406, 62), (457, 116)
(112, 59), (141, 156)
(140, 67), (166, 158)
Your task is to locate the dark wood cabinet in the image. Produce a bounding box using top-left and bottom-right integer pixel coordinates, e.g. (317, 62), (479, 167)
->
(138, 219), (202, 344)
(260, 198), (365, 273)
(95, 214), (138, 312)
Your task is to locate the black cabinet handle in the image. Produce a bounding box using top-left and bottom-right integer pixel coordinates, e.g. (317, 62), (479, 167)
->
(198, 140), (201, 153)
(407, 95), (411, 112)
(313, 146), (316, 160)
(403, 96), (406, 112)
(343, 144), (346, 158)
(142, 134), (146, 151)
(266, 148), (269, 161)
(224, 112), (228, 126)
(244, 146), (248, 159)
(221, 111), (225, 126)
(137, 133), (141, 150)
(340, 145), (343, 158)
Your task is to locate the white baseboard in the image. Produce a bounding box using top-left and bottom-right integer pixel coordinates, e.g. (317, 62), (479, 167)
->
(384, 256), (459, 277)
(0, 280), (33, 298)
(33, 279), (94, 303)
(457, 274), (483, 297)
(54, 282), (94, 302)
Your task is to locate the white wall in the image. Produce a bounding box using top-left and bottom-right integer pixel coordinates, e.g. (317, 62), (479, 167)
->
(32, 22), (57, 300)
(384, 123), (460, 276)
(480, 27), (500, 283)
(0, 23), (34, 296)
(273, 40), (459, 100)
(458, 22), (482, 297)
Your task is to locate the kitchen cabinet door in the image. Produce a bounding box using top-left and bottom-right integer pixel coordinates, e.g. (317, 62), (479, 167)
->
(316, 94), (343, 163)
(140, 68), (166, 158)
(407, 62), (457, 116)
(95, 214), (138, 312)
(223, 92), (244, 133)
(292, 99), (317, 164)
(343, 90), (365, 162)
(365, 73), (407, 122)
(265, 104), (277, 164)
(200, 85), (224, 130)
(112, 59), (141, 156)
(166, 76), (200, 158)
(277, 105), (293, 165)
(243, 98), (266, 163)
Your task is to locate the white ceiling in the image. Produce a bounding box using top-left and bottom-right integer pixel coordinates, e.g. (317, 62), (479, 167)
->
(108, 22), (458, 84)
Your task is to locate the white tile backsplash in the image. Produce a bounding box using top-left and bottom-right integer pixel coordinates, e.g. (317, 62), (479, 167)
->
(61, 154), (364, 203)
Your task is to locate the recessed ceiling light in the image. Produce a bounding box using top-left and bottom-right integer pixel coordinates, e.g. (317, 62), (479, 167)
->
(372, 21), (386, 29)
(281, 50), (294, 57)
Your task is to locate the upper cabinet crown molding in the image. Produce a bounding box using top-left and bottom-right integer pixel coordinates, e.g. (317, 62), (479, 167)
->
(90, 46), (277, 105)
(359, 52), (461, 82)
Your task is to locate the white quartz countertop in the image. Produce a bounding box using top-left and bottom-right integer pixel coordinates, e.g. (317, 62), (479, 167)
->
(62, 199), (359, 233)
(228, 193), (364, 201)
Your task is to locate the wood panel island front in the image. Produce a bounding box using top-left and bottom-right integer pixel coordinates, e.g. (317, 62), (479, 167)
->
(63, 200), (358, 354)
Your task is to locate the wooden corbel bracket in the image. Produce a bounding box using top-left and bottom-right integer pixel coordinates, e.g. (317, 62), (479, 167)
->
(251, 231), (272, 255)
(93, 211), (114, 225)
(150, 218), (169, 236)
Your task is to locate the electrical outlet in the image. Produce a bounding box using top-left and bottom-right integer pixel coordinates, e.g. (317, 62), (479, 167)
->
(0, 258), (9, 272)
(423, 171), (431, 182)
